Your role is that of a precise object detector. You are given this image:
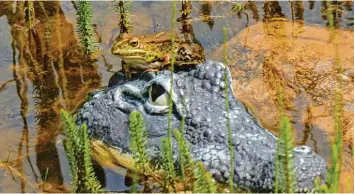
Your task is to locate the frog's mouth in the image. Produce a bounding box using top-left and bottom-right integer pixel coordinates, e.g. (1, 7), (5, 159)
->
(112, 48), (158, 62)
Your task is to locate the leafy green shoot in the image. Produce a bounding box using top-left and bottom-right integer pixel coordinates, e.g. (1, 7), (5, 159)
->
(324, 1), (343, 192)
(193, 162), (217, 193)
(129, 111), (150, 172)
(129, 111), (150, 192)
(275, 87), (295, 193)
(76, 0), (98, 55)
(61, 109), (102, 193)
(112, 0), (133, 35)
(174, 128), (194, 189)
(161, 138), (176, 191)
(222, 26), (234, 192)
(160, 1), (178, 191)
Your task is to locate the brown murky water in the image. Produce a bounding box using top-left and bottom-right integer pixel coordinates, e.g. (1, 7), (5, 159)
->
(0, 1), (353, 192)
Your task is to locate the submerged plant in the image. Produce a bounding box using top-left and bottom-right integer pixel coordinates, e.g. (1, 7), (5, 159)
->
(61, 110), (101, 193)
(76, 0), (98, 55)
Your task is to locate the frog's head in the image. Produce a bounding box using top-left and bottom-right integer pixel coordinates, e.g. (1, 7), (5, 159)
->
(111, 32), (173, 66)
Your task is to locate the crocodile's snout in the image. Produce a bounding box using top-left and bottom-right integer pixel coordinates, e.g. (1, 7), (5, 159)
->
(76, 60), (327, 192)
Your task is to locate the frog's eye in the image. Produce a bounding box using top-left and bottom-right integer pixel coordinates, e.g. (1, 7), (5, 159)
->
(129, 38), (139, 47)
(149, 83), (169, 106)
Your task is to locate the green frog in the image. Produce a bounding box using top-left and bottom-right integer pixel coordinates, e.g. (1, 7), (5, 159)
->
(111, 31), (205, 76)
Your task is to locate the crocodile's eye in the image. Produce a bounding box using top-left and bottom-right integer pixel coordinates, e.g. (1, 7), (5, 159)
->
(129, 38), (139, 47)
(149, 83), (169, 106)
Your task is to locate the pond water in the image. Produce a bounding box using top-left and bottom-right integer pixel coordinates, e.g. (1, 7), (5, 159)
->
(0, 1), (353, 192)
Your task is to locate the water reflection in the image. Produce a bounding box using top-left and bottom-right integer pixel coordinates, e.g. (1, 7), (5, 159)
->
(199, 1), (214, 30)
(291, 1), (304, 24)
(263, 1), (285, 21)
(1, 1), (101, 192)
(10, 2), (34, 192)
(246, 1), (260, 22)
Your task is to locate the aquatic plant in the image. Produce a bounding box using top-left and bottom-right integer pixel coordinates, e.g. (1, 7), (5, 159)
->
(38, 2), (53, 51)
(231, 2), (249, 26)
(193, 162), (217, 193)
(161, 1), (177, 191)
(176, 96), (191, 182)
(322, 1), (343, 28)
(112, 0), (133, 36)
(173, 127), (194, 189)
(129, 111), (150, 169)
(128, 111), (217, 192)
(274, 87), (295, 193)
(161, 138), (177, 191)
(231, 2), (244, 14)
(24, 1), (34, 30)
(199, 2), (214, 30)
(275, 115), (295, 193)
(61, 110), (102, 193)
(76, 0), (98, 55)
(129, 111), (150, 191)
(181, 0), (191, 16)
(323, 1), (344, 192)
(222, 26), (234, 192)
(43, 167), (49, 182)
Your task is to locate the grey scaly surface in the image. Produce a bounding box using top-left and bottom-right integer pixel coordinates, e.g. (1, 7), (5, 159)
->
(76, 60), (327, 192)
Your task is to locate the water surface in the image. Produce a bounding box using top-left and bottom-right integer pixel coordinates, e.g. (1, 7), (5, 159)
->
(0, 1), (353, 192)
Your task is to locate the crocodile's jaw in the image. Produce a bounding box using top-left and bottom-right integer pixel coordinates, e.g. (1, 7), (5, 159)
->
(76, 60), (327, 192)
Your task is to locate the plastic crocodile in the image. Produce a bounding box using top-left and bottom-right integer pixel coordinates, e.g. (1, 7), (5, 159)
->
(76, 60), (327, 192)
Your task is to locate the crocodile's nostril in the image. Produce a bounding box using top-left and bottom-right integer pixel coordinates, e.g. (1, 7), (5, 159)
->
(294, 145), (312, 154)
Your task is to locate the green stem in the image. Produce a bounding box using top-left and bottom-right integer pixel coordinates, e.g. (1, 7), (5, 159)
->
(222, 26), (234, 192)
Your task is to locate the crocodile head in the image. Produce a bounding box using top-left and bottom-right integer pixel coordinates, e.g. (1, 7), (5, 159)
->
(76, 60), (327, 192)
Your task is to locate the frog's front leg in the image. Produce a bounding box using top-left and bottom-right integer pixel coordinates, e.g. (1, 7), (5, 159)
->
(121, 61), (133, 78)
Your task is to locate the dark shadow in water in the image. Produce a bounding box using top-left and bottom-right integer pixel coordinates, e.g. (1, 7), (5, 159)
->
(8, 2), (38, 192)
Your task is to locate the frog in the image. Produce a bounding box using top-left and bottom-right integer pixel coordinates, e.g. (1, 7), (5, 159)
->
(111, 31), (205, 77)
